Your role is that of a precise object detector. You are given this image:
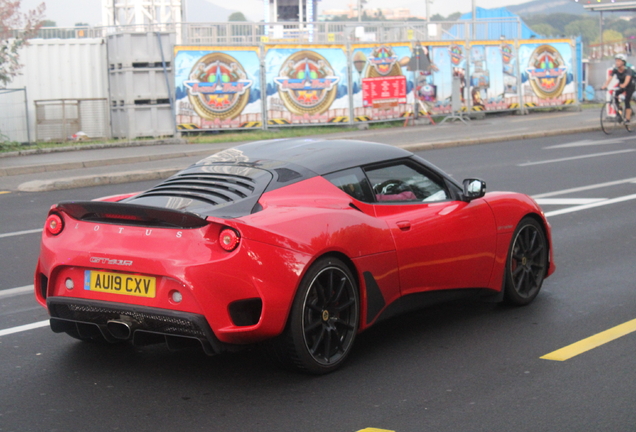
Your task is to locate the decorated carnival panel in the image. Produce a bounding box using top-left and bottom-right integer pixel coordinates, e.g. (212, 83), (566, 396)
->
(351, 43), (416, 122)
(419, 43), (468, 115)
(174, 46), (263, 130)
(467, 42), (520, 112)
(264, 45), (350, 125)
(518, 40), (576, 108)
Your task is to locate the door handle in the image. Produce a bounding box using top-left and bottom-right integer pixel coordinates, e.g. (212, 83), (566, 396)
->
(396, 221), (411, 231)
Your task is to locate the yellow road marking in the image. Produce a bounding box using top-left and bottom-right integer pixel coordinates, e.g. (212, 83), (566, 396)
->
(0, 191), (10, 195)
(357, 429), (395, 432)
(541, 318), (636, 361)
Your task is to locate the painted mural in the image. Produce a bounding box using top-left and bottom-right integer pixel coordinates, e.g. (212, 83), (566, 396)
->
(265, 46), (349, 125)
(174, 47), (263, 130)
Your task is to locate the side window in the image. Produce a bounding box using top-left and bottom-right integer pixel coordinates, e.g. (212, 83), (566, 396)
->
(324, 168), (375, 202)
(365, 162), (450, 203)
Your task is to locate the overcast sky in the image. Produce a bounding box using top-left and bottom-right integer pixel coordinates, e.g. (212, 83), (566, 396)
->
(22, 0), (531, 27)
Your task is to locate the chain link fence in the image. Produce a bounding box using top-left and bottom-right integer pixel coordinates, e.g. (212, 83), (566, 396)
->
(0, 88), (30, 144)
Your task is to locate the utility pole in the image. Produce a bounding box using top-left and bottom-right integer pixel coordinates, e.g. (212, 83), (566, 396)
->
(600, 11), (604, 59)
(358, 0), (362, 22)
(472, 0), (477, 40)
(425, 0), (430, 23)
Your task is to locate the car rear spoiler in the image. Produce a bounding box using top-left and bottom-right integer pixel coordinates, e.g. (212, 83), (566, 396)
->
(55, 201), (209, 229)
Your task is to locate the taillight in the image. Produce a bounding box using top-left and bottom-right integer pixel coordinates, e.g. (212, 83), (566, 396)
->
(45, 214), (64, 235)
(219, 228), (240, 252)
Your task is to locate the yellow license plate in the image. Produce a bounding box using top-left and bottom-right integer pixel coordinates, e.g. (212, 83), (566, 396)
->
(84, 270), (156, 298)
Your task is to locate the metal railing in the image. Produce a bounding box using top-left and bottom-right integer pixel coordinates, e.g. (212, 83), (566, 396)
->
(35, 98), (110, 142)
(26, 19), (525, 44)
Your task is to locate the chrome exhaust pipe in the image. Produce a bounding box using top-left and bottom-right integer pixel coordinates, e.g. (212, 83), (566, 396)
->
(106, 320), (133, 340)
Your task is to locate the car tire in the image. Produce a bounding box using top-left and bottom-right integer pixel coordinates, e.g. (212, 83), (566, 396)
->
(504, 217), (548, 306)
(268, 256), (359, 374)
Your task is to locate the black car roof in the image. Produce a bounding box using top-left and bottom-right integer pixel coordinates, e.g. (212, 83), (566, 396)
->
(124, 139), (419, 219)
(195, 138), (414, 175)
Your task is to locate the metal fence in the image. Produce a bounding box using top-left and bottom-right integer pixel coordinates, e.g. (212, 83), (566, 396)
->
(0, 88), (30, 143)
(28, 19), (526, 44)
(35, 98), (110, 142)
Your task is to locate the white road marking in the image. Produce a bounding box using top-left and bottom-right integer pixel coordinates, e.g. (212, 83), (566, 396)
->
(545, 193), (636, 217)
(0, 320), (49, 337)
(544, 136), (636, 149)
(534, 198), (607, 206)
(533, 176), (636, 198)
(0, 285), (34, 298)
(518, 149), (636, 167)
(0, 228), (43, 239)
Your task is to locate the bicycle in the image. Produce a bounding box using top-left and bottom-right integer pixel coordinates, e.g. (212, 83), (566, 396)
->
(600, 87), (633, 134)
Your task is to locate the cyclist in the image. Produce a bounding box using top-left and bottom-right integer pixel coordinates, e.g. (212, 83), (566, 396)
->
(601, 53), (635, 125)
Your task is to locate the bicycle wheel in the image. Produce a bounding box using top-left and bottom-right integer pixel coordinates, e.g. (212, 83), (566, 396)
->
(601, 102), (619, 135)
(624, 106), (633, 132)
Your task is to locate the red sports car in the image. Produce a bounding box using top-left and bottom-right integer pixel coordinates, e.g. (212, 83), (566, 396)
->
(35, 139), (555, 374)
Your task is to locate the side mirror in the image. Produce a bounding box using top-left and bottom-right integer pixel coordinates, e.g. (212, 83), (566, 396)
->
(462, 178), (487, 201)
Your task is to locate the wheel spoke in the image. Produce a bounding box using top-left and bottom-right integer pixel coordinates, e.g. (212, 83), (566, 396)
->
(513, 264), (524, 276)
(333, 329), (345, 353)
(516, 234), (527, 253)
(324, 329), (332, 362)
(334, 318), (355, 330)
(310, 327), (325, 355)
(531, 244), (544, 259)
(314, 280), (327, 305)
(307, 302), (322, 313)
(330, 277), (347, 304)
(334, 298), (355, 312)
(304, 319), (322, 334)
(529, 230), (538, 250)
(516, 270), (527, 292)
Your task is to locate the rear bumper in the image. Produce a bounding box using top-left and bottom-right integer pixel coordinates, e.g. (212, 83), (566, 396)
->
(36, 222), (313, 345)
(47, 297), (228, 355)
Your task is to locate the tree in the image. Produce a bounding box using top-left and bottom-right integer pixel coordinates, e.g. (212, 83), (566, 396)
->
(598, 29), (624, 43)
(430, 13), (445, 21)
(41, 19), (55, 27)
(624, 28), (636, 39)
(0, 1), (45, 87)
(228, 12), (247, 22)
(447, 12), (462, 21)
(74, 22), (89, 27)
(523, 13), (580, 35)
(564, 19), (599, 45)
(530, 23), (558, 37)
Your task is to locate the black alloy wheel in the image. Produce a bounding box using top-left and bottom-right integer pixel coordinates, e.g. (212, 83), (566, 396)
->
(270, 257), (359, 374)
(504, 218), (548, 306)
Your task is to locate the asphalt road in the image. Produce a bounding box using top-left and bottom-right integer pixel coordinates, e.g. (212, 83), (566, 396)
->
(1, 129), (636, 432)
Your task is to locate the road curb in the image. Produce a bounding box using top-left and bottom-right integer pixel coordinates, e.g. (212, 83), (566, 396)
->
(1, 148), (217, 177)
(14, 125), (603, 192)
(18, 168), (182, 192)
(398, 126), (602, 152)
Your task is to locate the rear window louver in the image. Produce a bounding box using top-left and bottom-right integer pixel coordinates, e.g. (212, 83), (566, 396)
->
(133, 173), (257, 206)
